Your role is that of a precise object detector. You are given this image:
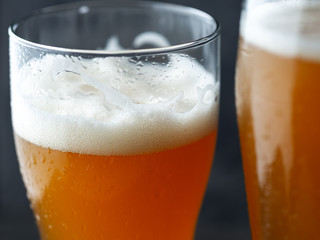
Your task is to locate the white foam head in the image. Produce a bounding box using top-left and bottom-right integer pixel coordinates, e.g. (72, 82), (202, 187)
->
(241, 0), (320, 62)
(11, 49), (218, 155)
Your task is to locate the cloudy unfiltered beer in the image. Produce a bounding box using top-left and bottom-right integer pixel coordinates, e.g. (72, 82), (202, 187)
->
(236, 2), (320, 240)
(12, 54), (219, 240)
(14, 132), (216, 240)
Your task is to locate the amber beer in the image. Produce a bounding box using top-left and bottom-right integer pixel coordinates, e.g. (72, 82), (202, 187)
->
(236, 2), (320, 240)
(11, 47), (219, 239)
(14, 132), (217, 240)
(10, 3), (220, 238)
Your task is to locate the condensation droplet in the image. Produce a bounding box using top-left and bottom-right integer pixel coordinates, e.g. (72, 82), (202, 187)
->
(136, 61), (144, 67)
(32, 154), (37, 165)
(79, 6), (89, 14)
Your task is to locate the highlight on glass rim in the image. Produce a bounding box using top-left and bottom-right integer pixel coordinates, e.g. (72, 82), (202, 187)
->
(8, 1), (220, 239)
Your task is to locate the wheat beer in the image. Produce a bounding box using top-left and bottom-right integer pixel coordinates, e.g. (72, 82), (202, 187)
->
(236, 2), (320, 240)
(11, 53), (219, 240)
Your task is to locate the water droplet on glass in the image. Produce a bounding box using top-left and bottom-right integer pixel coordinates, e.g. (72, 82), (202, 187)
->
(32, 154), (37, 165)
(136, 61), (144, 67)
(129, 58), (137, 64)
(79, 6), (89, 14)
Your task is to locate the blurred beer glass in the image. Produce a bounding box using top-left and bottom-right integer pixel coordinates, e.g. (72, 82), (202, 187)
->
(9, 1), (220, 239)
(236, 0), (320, 239)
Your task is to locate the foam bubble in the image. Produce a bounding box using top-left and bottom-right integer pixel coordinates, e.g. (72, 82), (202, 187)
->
(11, 53), (218, 155)
(241, 1), (320, 61)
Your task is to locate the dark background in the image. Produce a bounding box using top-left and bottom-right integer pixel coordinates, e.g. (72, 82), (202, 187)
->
(0, 0), (249, 239)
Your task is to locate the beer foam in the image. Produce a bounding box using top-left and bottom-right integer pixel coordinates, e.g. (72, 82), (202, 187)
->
(11, 53), (218, 155)
(241, 1), (320, 61)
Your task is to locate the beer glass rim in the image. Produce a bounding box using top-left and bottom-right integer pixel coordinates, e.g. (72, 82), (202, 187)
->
(8, 0), (220, 57)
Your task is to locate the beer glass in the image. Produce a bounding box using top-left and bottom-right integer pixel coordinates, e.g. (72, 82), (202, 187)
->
(9, 1), (220, 239)
(236, 0), (320, 239)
